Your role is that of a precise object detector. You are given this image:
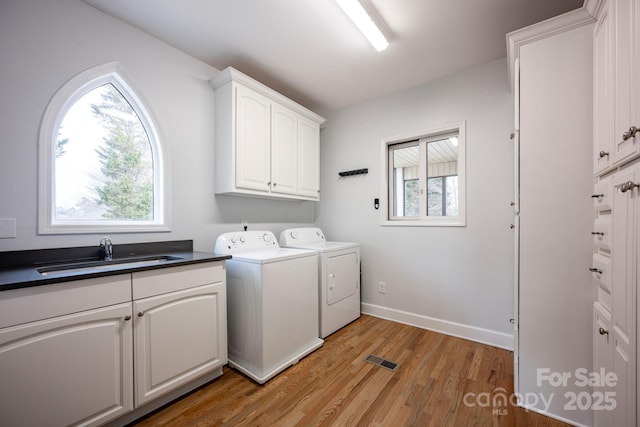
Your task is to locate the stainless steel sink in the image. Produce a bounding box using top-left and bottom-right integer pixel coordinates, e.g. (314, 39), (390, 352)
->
(37, 255), (184, 276)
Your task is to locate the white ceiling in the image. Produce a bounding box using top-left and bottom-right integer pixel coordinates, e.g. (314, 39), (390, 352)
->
(84, 0), (584, 114)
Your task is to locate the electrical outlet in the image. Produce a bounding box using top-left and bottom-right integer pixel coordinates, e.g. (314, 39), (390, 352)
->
(378, 281), (386, 294)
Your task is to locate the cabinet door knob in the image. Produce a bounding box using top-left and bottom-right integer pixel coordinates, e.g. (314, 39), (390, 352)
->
(598, 327), (609, 336)
(589, 267), (603, 274)
(622, 126), (639, 140)
(273, 182), (277, 187)
(137, 311), (144, 317)
(124, 315), (132, 321)
(591, 232), (605, 236)
(510, 224), (515, 229)
(621, 181), (639, 193)
(591, 194), (604, 198)
(599, 150), (609, 158)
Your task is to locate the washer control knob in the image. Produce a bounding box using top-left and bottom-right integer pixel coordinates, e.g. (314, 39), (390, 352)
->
(230, 237), (237, 244)
(290, 231), (299, 239)
(239, 236), (246, 243)
(263, 233), (273, 243)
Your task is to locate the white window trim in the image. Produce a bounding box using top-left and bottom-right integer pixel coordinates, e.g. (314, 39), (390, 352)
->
(38, 62), (171, 234)
(380, 121), (466, 227)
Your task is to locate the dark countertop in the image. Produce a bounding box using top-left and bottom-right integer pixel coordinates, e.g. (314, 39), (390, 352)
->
(0, 240), (231, 291)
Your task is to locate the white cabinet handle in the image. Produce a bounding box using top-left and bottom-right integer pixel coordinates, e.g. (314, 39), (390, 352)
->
(622, 126), (639, 141)
(137, 311), (144, 317)
(124, 315), (132, 321)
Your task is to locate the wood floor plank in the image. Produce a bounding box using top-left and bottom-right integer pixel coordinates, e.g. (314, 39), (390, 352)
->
(132, 315), (572, 427)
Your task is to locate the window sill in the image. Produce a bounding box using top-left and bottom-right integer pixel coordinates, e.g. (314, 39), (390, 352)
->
(381, 218), (466, 227)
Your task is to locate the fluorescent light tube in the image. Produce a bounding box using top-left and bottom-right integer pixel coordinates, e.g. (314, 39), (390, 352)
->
(336, 0), (388, 52)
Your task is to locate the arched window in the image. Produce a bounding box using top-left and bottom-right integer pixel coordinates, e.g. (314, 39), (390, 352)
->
(39, 63), (169, 233)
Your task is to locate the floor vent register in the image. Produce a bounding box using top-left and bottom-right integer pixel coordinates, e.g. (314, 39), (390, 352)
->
(363, 354), (399, 371)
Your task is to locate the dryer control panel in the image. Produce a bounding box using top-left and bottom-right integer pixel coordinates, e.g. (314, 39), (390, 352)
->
(214, 231), (279, 253)
(280, 227), (326, 245)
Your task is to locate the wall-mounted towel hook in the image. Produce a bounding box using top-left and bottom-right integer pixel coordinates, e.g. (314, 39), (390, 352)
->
(338, 168), (368, 177)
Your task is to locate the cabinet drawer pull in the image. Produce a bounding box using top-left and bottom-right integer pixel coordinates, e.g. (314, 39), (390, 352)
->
(589, 267), (603, 274)
(598, 327), (609, 336)
(591, 232), (605, 236)
(599, 150), (609, 158)
(622, 126), (639, 141)
(591, 194), (604, 198)
(620, 181), (639, 193)
(124, 315), (132, 321)
(137, 311), (144, 317)
(273, 182), (277, 187)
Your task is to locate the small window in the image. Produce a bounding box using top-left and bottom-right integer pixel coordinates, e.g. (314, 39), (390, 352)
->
(381, 122), (466, 226)
(39, 63), (169, 234)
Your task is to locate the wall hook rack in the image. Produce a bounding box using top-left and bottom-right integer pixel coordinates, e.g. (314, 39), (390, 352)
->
(338, 168), (368, 177)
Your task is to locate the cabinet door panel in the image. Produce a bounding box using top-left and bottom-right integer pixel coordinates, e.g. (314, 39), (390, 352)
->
(298, 116), (320, 199)
(271, 103), (298, 195)
(593, 303), (614, 427)
(0, 303), (133, 427)
(236, 85), (271, 191)
(134, 282), (226, 406)
(612, 0), (640, 164)
(594, 0), (613, 173)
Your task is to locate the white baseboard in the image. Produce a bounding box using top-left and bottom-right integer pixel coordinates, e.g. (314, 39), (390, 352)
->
(361, 303), (514, 351)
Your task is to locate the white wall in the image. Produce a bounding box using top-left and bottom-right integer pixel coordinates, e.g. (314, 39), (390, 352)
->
(0, 0), (315, 253)
(317, 58), (516, 347)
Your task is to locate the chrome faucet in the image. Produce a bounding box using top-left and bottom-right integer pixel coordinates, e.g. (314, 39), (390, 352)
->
(99, 237), (113, 261)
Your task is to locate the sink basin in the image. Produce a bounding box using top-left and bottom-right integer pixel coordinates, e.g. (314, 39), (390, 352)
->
(37, 255), (184, 277)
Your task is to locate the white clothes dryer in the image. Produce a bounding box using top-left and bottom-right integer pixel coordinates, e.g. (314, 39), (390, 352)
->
(214, 231), (323, 384)
(279, 227), (360, 338)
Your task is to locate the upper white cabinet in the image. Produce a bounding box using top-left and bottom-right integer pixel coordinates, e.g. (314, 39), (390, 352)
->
(211, 67), (325, 201)
(594, 0), (640, 174)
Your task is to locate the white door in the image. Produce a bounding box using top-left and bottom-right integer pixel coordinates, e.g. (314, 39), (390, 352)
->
(236, 85), (271, 192)
(0, 303), (133, 427)
(297, 116), (320, 199)
(327, 253), (358, 305)
(271, 103), (298, 195)
(134, 283), (226, 406)
(512, 57), (520, 396)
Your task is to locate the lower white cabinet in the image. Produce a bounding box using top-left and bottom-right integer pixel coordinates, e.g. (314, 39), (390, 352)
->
(133, 282), (226, 405)
(0, 261), (227, 426)
(0, 276), (133, 427)
(591, 159), (639, 426)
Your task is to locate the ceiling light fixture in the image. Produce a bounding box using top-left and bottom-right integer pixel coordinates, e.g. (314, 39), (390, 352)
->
(335, 0), (388, 52)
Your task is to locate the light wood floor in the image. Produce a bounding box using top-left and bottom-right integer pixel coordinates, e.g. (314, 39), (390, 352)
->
(133, 315), (571, 427)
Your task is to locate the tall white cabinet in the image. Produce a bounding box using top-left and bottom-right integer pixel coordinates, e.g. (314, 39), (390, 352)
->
(211, 67), (325, 201)
(591, 0), (640, 425)
(508, 9), (595, 427)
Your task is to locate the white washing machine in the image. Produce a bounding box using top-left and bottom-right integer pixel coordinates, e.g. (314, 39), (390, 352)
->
(214, 231), (323, 384)
(279, 227), (360, 338)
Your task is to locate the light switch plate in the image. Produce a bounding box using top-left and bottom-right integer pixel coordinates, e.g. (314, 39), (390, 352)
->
(0, 218), (16, 238)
